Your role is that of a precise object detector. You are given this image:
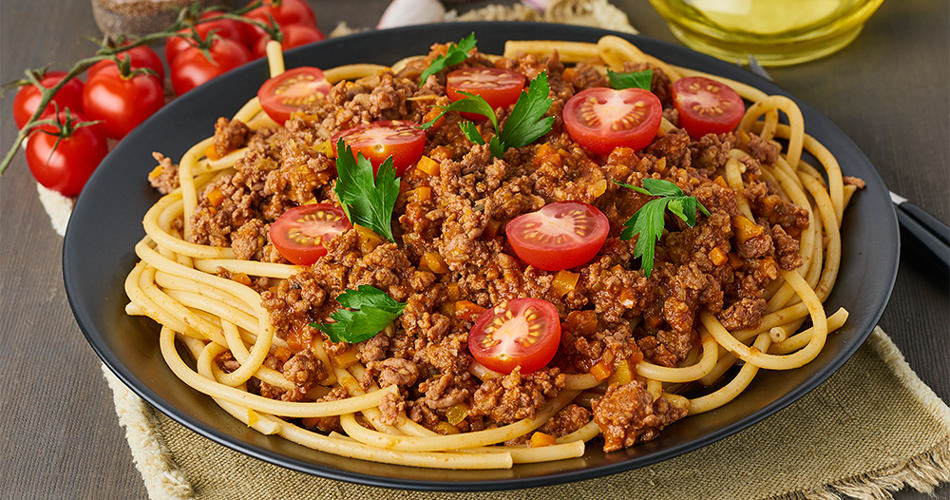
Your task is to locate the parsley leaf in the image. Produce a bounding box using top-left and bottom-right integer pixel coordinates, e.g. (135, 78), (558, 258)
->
(311, 285), (406, 344)
(420, 72), (553, 158)
(418, 32), (477, 86)
(459, 120), (485, 145)
(615, 178), (710, 277)
(607, 68), (653, 90)
(333, 139), (400, 242)
(419, 90), (497, 131)
(497, 71), (554, 150)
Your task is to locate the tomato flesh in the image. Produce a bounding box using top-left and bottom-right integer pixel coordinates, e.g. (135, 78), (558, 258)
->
(332, 120), (425, 176)
(468, 298), (561, 374)
(446, 67), (525, 120)
(506, 201), (610, 271)
(562, 87), (662, 155)
(672, 76), (745, 139)
(269, 204), (351, 265)
(258, 67), (331, 124)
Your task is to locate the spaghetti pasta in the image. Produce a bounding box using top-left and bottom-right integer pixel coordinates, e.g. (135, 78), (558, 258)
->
(123, 36), (859, 469)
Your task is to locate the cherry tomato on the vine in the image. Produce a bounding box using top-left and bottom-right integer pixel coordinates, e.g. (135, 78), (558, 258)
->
(87, 45), (165, 83)
(245, 0), (316, 29)
(82, 64), (164, 139)
(269, 204), (351, 265)
(332, 120), (426, 176)
(506, 201), (610, 271)
(258, 67), (332, 124)
(252, 24), (325, 59)
(25, 110), (107, 197)
(562, 87), (662, 155)
(12, 71), (84, 129)
(672, 76), (745, 139)
(170, 37), (251, 95)
(468, 298), (561, 374)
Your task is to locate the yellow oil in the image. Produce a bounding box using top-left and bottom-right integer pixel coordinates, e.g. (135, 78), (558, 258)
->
(649, 0), (884, 66)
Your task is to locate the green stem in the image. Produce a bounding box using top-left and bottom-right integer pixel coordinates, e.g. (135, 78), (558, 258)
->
(1, 0), (268, 176)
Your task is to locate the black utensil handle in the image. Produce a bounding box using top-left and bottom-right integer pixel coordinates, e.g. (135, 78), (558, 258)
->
(896, 206), (950, 267)
(900, 201), (950, 245)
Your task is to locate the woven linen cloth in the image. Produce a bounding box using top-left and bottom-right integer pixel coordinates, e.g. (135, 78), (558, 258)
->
(37, 1), (950, 498)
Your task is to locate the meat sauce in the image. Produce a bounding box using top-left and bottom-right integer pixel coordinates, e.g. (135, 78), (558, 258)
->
(154, 43), (809, 452)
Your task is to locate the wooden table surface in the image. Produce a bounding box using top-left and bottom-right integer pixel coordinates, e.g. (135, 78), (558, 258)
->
(1, 1), (946, 499)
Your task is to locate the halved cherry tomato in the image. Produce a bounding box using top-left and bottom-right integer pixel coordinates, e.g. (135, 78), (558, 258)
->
(672, 76), (745, 139)
(332, 120), (425, 176)
(446, 67), (525, 120)
(170, 37), (251, 95)
(252, 24), (325, 59)
(468, 298), (561, 374)
(87, 45), (165, 83)
(12, 71), (84, 129)
(506, 201), (609, 271)
(562, 87), (662, 155)
(25, 110), (107, 197)
(258, 67), (332, 124)
(269, 204), (351, 265)
(83, 63), (164, 139)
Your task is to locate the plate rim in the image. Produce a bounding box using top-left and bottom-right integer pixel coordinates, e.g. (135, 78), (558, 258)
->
(63, 21), (900, 491)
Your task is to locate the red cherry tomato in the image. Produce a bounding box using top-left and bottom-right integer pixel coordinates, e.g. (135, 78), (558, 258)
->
(446, 67), (525, 120)
(269, 204), (351, 265)
(672, 76), (745, 139)
(170, 37), (251, 95)
(82, 64), (164, 139)
(199, 10), (252, 46)
(562, 87), (662, 155)
(245, 0), (316, 29)
(506, 201), (609, 271)
(12, 71), (84, 129)
(25, 110), (107, 196)
(257, 67), (332, 124)
(252, 24), (325, 59)
(332, 121), (425, 176)
(87, 45), (165, 83)
(468, 298), (561, 374)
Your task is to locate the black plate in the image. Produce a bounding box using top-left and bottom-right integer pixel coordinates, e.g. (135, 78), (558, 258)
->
(63, 22), (899, 491)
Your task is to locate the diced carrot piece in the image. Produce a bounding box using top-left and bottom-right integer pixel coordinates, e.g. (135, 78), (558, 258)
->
(713, 175), (728, 187)
(332, 349), (359, 368)
(608, 360), (633, 385)
(413, 186), (432, 202)
(446, 404), (469, 426)
(148, 165), (163, 180)
(415, 155), (440, 176)
(434, 422), (460, 435)
(204, 143), (221, 161)
(354, 224), (384, 254)
(207, 187), (225, 207)
(552, 270), (580, 297)
(732, 215), (764, 243)
(530, 432), (557, 447)
(455, 300), (486, 321)
(421, 251), (449, 274)
(590, 360), (613, 381)
(709, 247), (728, 266)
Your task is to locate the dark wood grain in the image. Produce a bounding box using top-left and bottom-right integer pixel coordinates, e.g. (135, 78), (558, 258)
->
(0, 1), (945, 499)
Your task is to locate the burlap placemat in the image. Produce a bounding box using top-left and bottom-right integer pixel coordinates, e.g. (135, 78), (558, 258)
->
(36, 2), (949, 498)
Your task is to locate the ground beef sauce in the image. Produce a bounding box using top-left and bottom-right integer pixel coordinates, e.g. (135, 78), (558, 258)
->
(168, 44), (817, 453)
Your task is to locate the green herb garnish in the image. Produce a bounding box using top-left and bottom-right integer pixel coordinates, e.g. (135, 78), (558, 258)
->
(607, 68), (653, 90)
(333, 139), (400, 242)
(615, 178), (709, 277)
(311, 285), (406, 343)
(420, 72), (554, 158)
(459, 120), (485, 145)
(418, 32), (477, 86)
